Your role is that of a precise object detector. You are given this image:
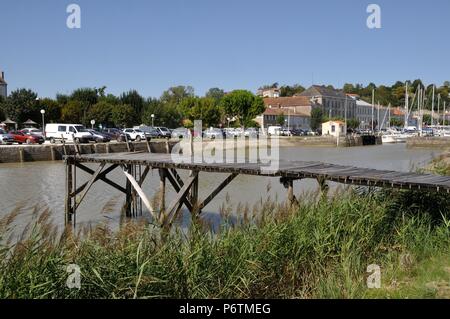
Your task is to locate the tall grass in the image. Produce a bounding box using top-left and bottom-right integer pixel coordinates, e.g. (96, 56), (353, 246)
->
(0, 188), (448, 299)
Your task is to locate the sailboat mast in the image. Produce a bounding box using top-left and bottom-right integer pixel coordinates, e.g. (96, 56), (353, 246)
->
(371, 89), (374, 132)
(405, 82), (409, 128)
(377, 101), (380, 131)
(444, 101), (447, 126)
(431, 85), (435, 127)
(437, 94), (441, 126)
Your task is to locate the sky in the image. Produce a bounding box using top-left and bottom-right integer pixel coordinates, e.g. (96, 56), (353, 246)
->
(1, 0), (449, 98)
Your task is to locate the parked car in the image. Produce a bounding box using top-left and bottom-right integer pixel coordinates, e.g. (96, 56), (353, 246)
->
(0, 128), (14, 145)
(45, 123), (94, 144)
(133, 126), (160, 138)
(9, 131), (45, 144)
(154, 127), (172, 138)
(280, 129), (292, 136)
(267, 126), (282, 136)
(171, 128), (190, 139)
(244, 128), (259, 137)
(20, 128), (44, 137)
(101, 128), (129, 142)
(291, 128), (305, 136)
(87, 129), (111, 143)
(203, 128), (225, 139)
(123, 128), (146, 141)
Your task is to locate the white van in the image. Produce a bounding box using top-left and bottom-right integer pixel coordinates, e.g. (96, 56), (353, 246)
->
(267, 126), (282, 136)
(45, 123), (94, 144)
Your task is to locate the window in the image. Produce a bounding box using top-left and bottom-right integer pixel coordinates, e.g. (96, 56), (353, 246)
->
(331, 125), (336, 133)
(58, 126), (67, 132)
(69, 126), (75, 133)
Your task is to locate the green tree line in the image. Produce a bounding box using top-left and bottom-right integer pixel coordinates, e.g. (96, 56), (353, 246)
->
(0, 86), (265, 129)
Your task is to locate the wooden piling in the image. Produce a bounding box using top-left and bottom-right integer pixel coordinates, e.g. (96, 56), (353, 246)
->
(65, 159), (73, 224)
(159, 168), (166, 213)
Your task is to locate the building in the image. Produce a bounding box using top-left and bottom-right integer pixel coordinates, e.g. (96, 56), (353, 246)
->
(347, 94), (391, 130)
(255, 96), (312, 130)
(0, 71), (7, 98)
(322, 120), (345, 137)
(256, 87), (280, 98)
(300, 85), (357, 119)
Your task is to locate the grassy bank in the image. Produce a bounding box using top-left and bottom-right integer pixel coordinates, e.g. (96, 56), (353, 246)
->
(0, 186), (449, 299)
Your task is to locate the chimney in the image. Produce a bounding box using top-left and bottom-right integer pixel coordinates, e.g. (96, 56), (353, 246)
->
(1, 71), (3, 80)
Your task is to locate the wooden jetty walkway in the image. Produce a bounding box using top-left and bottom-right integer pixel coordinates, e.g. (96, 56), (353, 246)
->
(64, 152), (450, 227)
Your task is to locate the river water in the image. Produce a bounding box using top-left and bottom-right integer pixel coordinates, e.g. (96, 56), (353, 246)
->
(0, 144), (442, 231)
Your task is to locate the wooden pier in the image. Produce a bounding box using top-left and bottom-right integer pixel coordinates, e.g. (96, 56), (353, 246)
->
(64, 152), (450, 227)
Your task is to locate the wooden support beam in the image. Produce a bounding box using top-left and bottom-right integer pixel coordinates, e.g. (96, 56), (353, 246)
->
(74, 163), (105, 210)
(71, 164), (119, 197)
(125, 165), (132, 217)
(123, 167), (158, 221)
(164, 174), (198, 227)
(72, 133), (81, 156)
(74, 162), (126, 194)
(199, 173), (238, 210)
(159, 168), (166, 212)
(170, 169), (184, 187)
(164, 168), (193, 211)
(65, 159), (73, 224)
(145, 137), (152, 153)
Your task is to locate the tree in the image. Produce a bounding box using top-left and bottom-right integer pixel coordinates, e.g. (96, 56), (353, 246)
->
(69, 88), (99, 125)
(87, 101), (114, 127)
(259, 82), (279, 90)
(40, 98), (62, 124)
(310, 107), (324, 131)
(220, 90), (265, 127)
(390, 118), (403, 127)
(111, 104), (135, 128)
(280, 84), (305, 97)
(347, 118), (360, 129)
(61, 100), (83, 123)
(141, 98), (182, 128)
(161, 86), (195, 105)
(1, 88), (38, 123)
(276, 113), (285, 126)
(120, 90), (145, 122)
(205, 88), (225, 103)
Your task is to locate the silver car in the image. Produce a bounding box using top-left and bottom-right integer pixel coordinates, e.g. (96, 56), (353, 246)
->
(0, 128), (14, 145)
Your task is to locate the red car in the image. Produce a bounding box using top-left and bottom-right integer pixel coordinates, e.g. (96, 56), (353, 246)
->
(9, 131), (45, 144)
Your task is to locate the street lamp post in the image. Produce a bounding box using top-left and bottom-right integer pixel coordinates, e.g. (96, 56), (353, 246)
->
(91, 119), (95, 129)
(151, 114), (155, 127)
(40, 109), (46, 137)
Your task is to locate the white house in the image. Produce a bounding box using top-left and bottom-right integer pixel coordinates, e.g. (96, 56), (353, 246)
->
(322, 120), (345, 137)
